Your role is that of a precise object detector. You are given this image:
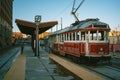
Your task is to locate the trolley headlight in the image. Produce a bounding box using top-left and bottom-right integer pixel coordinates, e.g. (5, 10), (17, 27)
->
(100, 48), (103, 51)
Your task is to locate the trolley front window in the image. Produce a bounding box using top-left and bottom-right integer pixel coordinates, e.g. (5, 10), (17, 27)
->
(89, 30), (108, 41)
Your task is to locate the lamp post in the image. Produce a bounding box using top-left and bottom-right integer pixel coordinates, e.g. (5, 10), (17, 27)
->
(35, 15), (41, 57)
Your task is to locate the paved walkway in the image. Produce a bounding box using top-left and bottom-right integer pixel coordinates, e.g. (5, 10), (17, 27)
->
(3, 45), (120, 80)
(23, 45), (74, 80)
(110, 52), (120, 58)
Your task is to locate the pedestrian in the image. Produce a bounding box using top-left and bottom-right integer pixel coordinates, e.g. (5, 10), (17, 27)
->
(21, 43), (24, 54)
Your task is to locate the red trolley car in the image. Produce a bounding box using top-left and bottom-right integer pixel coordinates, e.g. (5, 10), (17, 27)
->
(47, 0), (111, 63)
(49, 18), (111, 63)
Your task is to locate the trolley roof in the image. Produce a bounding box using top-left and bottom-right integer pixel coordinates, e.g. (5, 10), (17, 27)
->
(52, 18), (110, 35)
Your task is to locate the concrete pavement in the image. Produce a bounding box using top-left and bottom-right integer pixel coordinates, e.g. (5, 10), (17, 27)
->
(2, 45), (120, 80)
(23, 45), (74, 80)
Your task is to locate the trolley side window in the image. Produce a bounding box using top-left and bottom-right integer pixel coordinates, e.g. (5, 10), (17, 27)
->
(81, 32), (85, 40)
(61, 34), (64, 42)
(100, 31), (108, 41)
(90, 31), (97, 40)
(77, 31), (80, 40)
(73, 32), (75, 41)
(90, 31), (108, 41)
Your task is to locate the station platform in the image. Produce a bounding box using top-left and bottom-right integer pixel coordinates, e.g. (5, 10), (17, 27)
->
(3, 45), (107, 80)
(110, 52), (120, 58)
(0, 46), (20, 80)
(3, 45), (74, 80)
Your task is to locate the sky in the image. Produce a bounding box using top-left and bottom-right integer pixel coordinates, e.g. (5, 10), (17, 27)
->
(13, 0), (120, 32)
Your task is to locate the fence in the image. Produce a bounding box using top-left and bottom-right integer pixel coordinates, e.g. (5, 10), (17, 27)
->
(109, 44), (120, 52)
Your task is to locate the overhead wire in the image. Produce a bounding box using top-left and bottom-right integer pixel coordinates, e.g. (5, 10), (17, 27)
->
(51, 0), (73, 20)
(50, 0), (74, 32)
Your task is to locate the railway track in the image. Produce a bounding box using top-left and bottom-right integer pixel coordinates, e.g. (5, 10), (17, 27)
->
(109, 64), (120, 70)
(110, 58), (120, 70)
(53, 54), (120, 80)
(81, 65), (120, 80)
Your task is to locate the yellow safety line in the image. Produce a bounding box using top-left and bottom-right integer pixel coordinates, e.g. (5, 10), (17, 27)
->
(48, 54), (104, 80)
(3, 54), (26, 80)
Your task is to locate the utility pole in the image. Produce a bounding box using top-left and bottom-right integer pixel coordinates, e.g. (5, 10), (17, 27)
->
(51, 27), (53, 33)
(35, 15), (41, 57)
(61, 17), (62, 30)
(118, 24), (120, 44)
(56, 24), (58, 31)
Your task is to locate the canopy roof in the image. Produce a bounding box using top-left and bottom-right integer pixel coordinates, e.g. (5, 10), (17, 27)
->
(15, 19), (58, 35)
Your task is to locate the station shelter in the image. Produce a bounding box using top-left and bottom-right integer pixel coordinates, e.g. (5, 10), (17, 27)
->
(15, 19), (58, 54)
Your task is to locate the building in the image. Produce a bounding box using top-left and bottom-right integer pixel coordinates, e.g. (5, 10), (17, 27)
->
(109, 30), (120, 44)
(12, 32), (22, 39)
(0, 0), (13, 49)
(38, 32), (51, 39)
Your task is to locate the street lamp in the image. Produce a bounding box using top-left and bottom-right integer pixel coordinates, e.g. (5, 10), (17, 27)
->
(35, 15), (41, 57)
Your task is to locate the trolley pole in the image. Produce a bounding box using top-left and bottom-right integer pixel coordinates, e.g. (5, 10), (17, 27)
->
(35, 15), (41, 57)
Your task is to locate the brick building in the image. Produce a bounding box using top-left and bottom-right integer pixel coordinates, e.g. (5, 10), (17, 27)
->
(0, 0), (13, 49)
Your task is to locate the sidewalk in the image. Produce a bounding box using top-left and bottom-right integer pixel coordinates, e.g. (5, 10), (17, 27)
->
(23, 45), (74, 80)
(110, 52), (120, 58)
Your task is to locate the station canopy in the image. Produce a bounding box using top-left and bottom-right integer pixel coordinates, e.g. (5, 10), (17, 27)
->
(15, 19), (58, 35)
